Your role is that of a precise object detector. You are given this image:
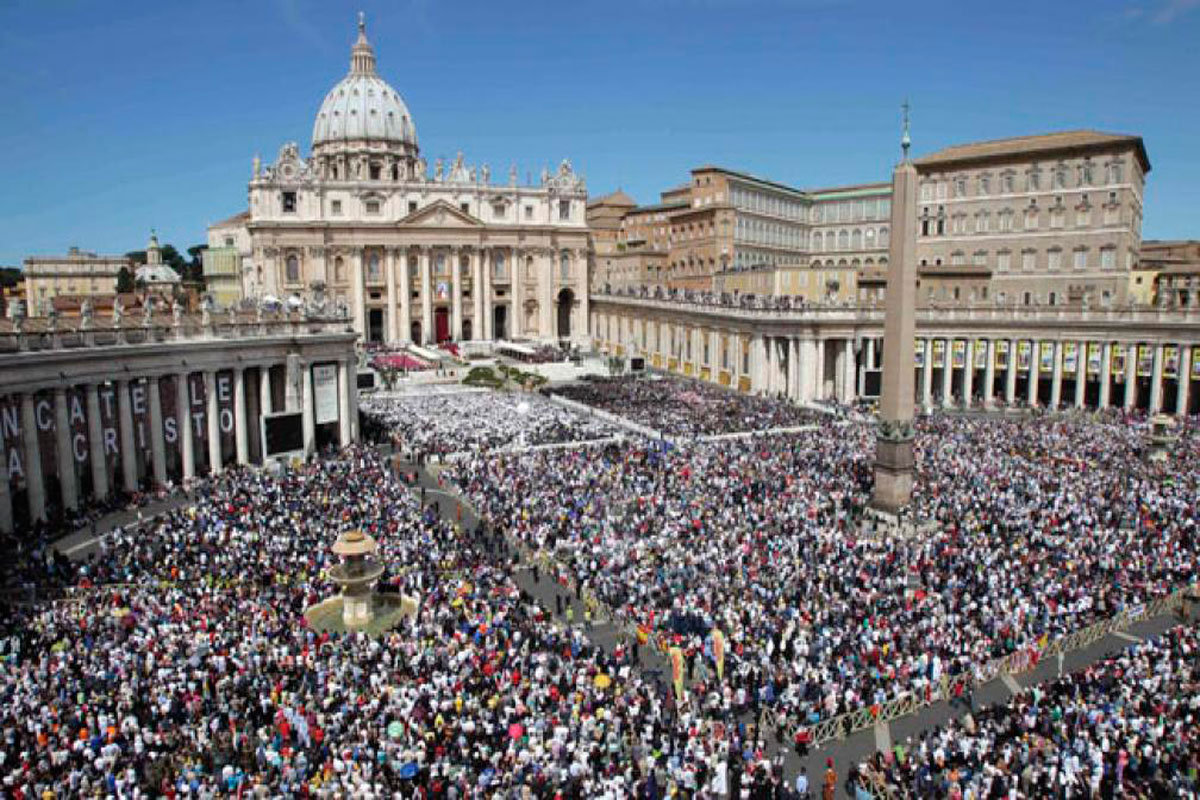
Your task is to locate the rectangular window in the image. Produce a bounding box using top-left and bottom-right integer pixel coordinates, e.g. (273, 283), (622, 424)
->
(1048, 250), (1062, 270)
(972, 251), (986, 266)
(365, 200), (380, 214)
(1104, 205), (1119, 225)
(558, 200), (571, 221)
(369, 164), (381, 180)
(1073, 249), (1087, 270)
(408, 201), (418, 214)
(1050, 209), (1065, 229)
(954, 178), (966, 197)
(1028, 171), (1041, 191)
(1022, 250), (1036, 271)
(997, 252), (1011, 272)
(1108, 163), (1123, 184)
(1101, 248), (1116, 269)
(330, 200), (342, 216)
(282, 192), (297, 213)
(1077, 208), (1091, 227)
(460, 202), (470, 214)
(1003, 174), (1015, 193)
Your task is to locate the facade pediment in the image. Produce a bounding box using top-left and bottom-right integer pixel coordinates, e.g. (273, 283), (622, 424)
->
(398, 200), (483, 229)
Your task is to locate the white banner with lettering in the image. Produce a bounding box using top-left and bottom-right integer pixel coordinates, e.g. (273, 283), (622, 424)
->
(313, 364), (339, 425)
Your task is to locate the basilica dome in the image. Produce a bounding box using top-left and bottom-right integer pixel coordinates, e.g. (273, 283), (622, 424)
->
(311, 15), (417, 151)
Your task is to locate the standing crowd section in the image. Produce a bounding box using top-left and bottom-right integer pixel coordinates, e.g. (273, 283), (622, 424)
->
(1, 373), (1197, 798)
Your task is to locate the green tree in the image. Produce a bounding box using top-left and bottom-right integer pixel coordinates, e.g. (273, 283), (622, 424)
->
(116, 266), (135, 294)
(185, 244), (208, 285)
(0, 267), (21, 289)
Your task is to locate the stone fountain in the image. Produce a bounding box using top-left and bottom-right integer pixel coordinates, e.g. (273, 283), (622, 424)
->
(328, 529), (384, 628)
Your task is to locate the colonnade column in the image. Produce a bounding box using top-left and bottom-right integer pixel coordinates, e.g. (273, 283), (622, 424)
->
(420, 248), (433, 344)
(921, 339), (934, 410)
(962, 340), (975, 407)
(1004, 339), (1018, 406)
(53, 388), (78, 511)
(233, 369), (249, 465)
(398, 247), (412, 344)
(177, 372), (195, 481)
(814, 338), (826, 402)
(337, 359), (352, 447)
(19, 394), (44, 522)
(1123, 345), (1137, 410)
(940, 339), (953, 407)
(0, 439), (10, 534)
(385, 247), (398, 344)
(710, 329), (720, 382)
(1074, 342), (1088, 408)
(982, 339), (996, 408)
(1149, 343), (1165, 413)
(86, 384), (108, 498)
(1050, 342), (1064, 409)
(1178, 346), (1193, 416)
(148, 376), (168, 485)
(788, 338), (800, 401)
(1026, 341), (1039, 407)
(117, 379), (138, 491)
(1099, 343), (1113, 409)
(451, 247), (464, 341)
(302, 363), (316, 455)
(204, 371), (221, 474)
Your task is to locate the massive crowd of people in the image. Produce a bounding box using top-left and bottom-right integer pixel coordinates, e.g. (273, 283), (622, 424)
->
(4, 375), (1199, 797)
(551, 376), (819, 437)
(361, 390), (622, 457)
(858, 621), (1200, 798)
(448, 409), (1200, 745)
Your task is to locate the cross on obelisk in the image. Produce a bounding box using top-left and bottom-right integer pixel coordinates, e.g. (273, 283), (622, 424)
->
(872, 102), (919, 514)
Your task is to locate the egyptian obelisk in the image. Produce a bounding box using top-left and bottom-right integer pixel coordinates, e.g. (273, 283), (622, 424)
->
(872, 105), (919, 514)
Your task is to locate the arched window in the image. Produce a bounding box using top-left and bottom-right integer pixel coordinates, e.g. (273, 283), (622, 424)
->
(812, 232), (823, 252)
(879, 227), (890, 247)
(851, 229), (862, 249)
(865, 228), (876, 248)
(837, 230), (849, 250)
(560, 251), (570, 281)
(285, 254), (300, 283)
(334, 257), (345, 283)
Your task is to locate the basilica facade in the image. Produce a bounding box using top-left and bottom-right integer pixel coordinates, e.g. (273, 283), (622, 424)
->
(210, 15), (590, 346)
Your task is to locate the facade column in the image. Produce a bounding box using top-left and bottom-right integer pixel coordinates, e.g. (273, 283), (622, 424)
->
(420, 248), (433, 344)
(982, 339), (996, 408)
(540, 250), (555, 339)
(510, 248), (522, 340)
(233, 369), (249, 465)
(1004, 339), (1018, 405)
(338, 359), (353, 447)
(1124, 344), (1138, 410)
(857, 338), (868, 398)
(751, 335), (765, 394)
(482, 248), (494, 340)
(385, 246), (398, 344)
(940, 339), (953, 407)
(451, 247), (464, 340)
(578, 255), (590, 346)
(352, 249), (366, 340)
(53, 388), (78, 512)
(117, 380), (138, 491)
(1050, 341), (1064, 409)
(1099, 343), (1113, 409)
(1149, 343), (1165, 413)
(177, 372), (195, 480)
(148, 376), (168, 485)
(19, 394), (45, 522)
(204, 371), (221, 474)
(1177, 345), (1193, 416)
(1026, 341), (1039, 406)
(86, 384), (108, 499)
(962, 340), (975, 407)
(0, 437), (10, 534)
(1074, 342), (1088, 408)
(472, 248), (484, 341)
(921, 338), (934, 410)
(834, 340), (847, 403)
(259, 367), (272, 416)
(302, 363), (316, 455)
(398, 247), (412, 344)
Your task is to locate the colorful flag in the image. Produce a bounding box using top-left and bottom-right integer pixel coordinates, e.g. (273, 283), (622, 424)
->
(712, 629), (726, 682)
(669, 646), (685, 702)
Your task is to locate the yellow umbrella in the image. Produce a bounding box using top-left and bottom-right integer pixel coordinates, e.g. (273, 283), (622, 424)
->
(594, 674), (612, 690)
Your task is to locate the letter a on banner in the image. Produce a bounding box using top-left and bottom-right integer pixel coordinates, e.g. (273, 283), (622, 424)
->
(669, 646), (685, 702)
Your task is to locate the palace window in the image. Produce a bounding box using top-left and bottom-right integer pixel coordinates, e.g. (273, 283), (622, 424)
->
(1101, 246), (1116, 270)
(1048, 248), (1063, 270)
(282, 192), (297, 213)
(1022, 249), (1036, 271)
(997, 251), (1012, 272)
(1027, 168), (1041, 191)
(954, 177), (966, 197)
(1108, 162), (1123, 184)
(1073, 248), (1088, 270)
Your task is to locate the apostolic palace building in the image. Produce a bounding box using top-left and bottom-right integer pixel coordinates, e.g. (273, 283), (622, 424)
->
(208, 15), (590, 347)
(2, 13), (1200, 536)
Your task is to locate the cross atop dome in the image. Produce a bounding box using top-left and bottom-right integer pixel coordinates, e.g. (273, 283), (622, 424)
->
(350, 12), (376, 76)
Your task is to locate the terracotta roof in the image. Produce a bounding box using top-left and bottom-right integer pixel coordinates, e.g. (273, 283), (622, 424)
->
(914, 130), (1150, 172)
(587, 190), (637, 208)
(210, 209), (251, 229)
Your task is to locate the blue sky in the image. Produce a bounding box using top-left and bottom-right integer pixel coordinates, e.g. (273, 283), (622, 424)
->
(1, 0), (1197, 265)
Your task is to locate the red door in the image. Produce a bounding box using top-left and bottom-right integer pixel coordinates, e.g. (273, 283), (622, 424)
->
(435, 308), (450, 342)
